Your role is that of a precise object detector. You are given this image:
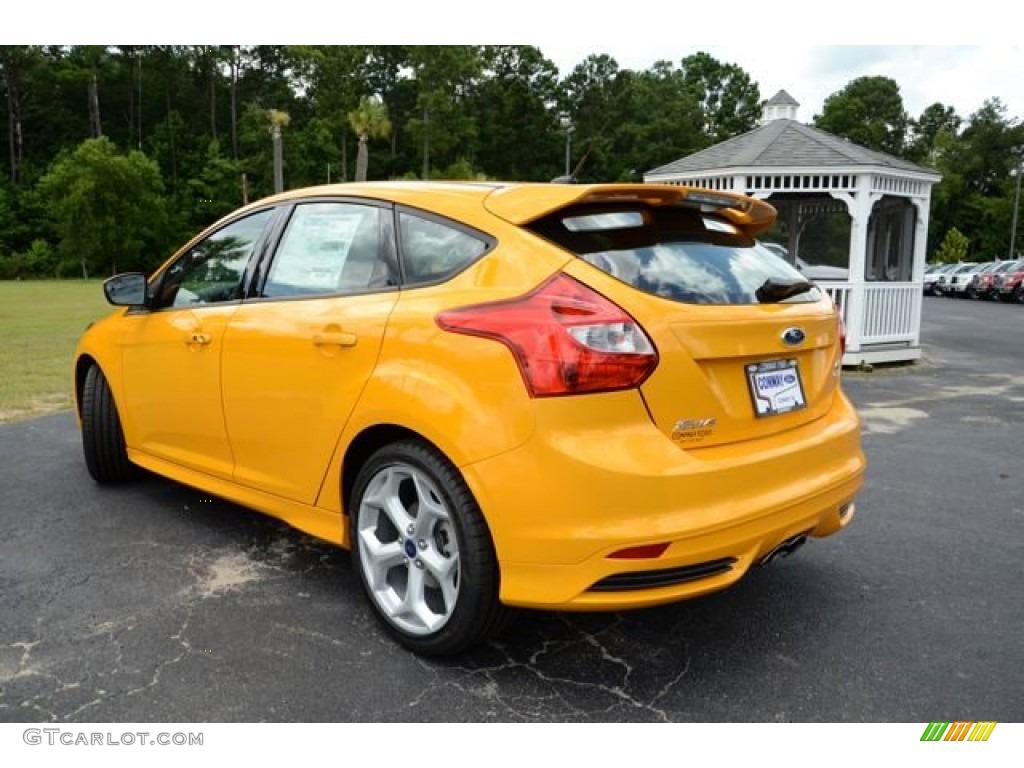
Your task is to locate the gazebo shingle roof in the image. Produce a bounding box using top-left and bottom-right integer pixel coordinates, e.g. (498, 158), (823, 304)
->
(646, 119), (937, 177)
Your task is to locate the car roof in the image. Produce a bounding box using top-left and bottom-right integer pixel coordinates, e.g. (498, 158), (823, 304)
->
(232, 181), (779, 238)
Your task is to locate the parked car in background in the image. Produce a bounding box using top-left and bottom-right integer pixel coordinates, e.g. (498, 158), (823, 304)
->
(73, 181), (864, 655)
(996, 260), (1024, 302)
(923, 263), (958, 295)
(945, 262), (989, 297)
(760, 242), (849, 281)
(970, 260), (1020, 299)
(933, 264), (970, 296)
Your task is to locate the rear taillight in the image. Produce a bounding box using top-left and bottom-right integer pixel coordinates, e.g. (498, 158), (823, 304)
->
(838, 312), (847, 356)
(436, 273), (658, 397)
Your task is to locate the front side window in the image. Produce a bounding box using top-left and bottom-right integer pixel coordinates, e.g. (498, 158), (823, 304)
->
(155, 210), (273, 309)
(528, 205), (822, 305)
(262, 203), (392, 298)
(399, 212), (490, 285)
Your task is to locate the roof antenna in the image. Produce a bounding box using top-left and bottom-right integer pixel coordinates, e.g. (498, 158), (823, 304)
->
(549, 140), (594, 184)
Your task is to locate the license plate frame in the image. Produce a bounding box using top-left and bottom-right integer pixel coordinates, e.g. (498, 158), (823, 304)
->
(746, 359), (807, 418)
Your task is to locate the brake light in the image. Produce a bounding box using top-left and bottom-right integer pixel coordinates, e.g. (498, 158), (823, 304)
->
(437, 273), (658, 397)
(838, 313), (847, 356)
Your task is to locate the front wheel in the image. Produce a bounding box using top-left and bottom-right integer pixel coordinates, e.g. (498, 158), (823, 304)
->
(81, 363), (137, 483)
(349, 440), (508, 656)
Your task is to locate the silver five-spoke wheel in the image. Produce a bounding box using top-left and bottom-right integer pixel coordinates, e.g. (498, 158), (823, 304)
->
(357, 464), (460, 635)
(349, 439), (508, 656)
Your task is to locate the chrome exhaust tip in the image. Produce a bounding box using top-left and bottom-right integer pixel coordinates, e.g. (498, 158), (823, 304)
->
(758, 532), (809, 567)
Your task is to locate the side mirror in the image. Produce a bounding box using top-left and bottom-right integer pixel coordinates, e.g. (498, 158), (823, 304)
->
(103, 272), (148, 307)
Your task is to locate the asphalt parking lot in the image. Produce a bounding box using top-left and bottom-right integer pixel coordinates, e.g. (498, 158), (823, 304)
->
(1, 296), (1022, 723)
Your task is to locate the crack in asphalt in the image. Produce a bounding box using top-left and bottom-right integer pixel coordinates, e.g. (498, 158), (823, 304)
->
(392, 615), (693, 722)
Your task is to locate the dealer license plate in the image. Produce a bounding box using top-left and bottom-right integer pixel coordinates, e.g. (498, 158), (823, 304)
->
(746, 359), (806, 417)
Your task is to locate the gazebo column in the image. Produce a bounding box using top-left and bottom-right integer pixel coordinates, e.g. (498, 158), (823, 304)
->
(846, 193), (868, 354)
(909, 195), (932, 345)
(910, 195), (931, 282)
(830, 182), (878, 356)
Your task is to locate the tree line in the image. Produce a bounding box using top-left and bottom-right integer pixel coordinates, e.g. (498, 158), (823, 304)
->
(0, 45), (1020, 278)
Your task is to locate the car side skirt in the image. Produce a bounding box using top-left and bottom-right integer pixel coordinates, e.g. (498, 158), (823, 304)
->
(126, 448), (347, 547)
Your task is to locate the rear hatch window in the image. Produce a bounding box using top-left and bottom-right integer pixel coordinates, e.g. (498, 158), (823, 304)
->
(527, 205), (822, 305)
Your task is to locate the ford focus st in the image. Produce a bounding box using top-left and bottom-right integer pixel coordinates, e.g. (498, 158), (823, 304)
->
(73, 182), (865, 655)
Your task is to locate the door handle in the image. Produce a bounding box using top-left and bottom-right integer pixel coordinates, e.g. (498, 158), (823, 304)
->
(312, 331), (358, 348)
(187, 331), (211, 346)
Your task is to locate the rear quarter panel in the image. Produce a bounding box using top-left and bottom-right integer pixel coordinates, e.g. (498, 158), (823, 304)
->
(316, 221), (572, 515)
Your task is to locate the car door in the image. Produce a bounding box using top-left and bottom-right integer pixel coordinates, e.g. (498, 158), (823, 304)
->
(221, 200), (400, 503)
(119, 209), (276, 479)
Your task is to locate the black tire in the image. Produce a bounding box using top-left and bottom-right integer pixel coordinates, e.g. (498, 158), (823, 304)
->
(1014, 286), (1024, 304)
(81, 364), (137, 484)
(348, 439), (508, 656)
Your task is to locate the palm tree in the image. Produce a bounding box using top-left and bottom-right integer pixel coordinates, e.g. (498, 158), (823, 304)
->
(348, 97), (391, 182)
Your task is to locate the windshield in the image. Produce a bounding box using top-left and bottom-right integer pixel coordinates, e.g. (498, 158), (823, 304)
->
(527, 205), (821, 305)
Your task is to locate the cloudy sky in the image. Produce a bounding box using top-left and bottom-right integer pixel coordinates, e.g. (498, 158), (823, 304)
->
(16, 1), (1024, 125)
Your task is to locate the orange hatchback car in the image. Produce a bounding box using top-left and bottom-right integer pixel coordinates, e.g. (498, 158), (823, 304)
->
(74, 182), (864, 655)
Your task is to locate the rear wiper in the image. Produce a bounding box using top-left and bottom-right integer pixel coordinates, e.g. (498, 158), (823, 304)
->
(755, 278), (816, 303)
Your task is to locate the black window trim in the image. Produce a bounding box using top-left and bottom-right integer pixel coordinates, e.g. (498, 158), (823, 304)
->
(393, 203), (497, 290)
(246, 196), (401, 305)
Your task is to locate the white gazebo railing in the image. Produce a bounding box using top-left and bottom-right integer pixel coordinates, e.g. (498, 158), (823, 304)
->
(861, 283), (921, 343)
(820, 282), (851, 319)
(819, 281), (922, 361)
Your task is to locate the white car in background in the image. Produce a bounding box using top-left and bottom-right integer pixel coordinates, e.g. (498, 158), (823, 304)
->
(759, 242), (849, 281)
(923, 263), (958, 295)
(942, 262), (985, 296)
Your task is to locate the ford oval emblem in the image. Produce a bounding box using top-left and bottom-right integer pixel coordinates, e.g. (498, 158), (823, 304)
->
(782, 327), (806, 346)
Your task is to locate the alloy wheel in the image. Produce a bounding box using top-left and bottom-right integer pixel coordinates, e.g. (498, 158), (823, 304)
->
(356, 463), (460, 636)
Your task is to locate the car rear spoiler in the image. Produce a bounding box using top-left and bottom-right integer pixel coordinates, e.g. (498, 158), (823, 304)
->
(483, 183), (776, 238)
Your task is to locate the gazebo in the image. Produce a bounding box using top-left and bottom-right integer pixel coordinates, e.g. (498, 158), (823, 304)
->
(645, 90), (942, 366)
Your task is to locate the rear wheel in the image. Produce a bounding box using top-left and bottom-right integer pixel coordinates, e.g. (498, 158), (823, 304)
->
(81, 364), (136, 483)
(349, 439), (508, 656)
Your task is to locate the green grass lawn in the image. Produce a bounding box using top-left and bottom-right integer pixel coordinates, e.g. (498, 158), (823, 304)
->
(0, 280), (113, 422)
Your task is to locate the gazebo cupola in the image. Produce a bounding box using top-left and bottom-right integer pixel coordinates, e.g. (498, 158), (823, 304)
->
(644, 91), (942, 367)
(761, 89), (800, 124)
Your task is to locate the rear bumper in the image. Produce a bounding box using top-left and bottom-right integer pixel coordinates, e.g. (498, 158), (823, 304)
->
(462, 390), (865, 610)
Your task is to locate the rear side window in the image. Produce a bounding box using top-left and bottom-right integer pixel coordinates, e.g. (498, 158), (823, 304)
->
(263, 203), (394, 298)
(527, 205), (822, 305)
(398, 212), (490, 286)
